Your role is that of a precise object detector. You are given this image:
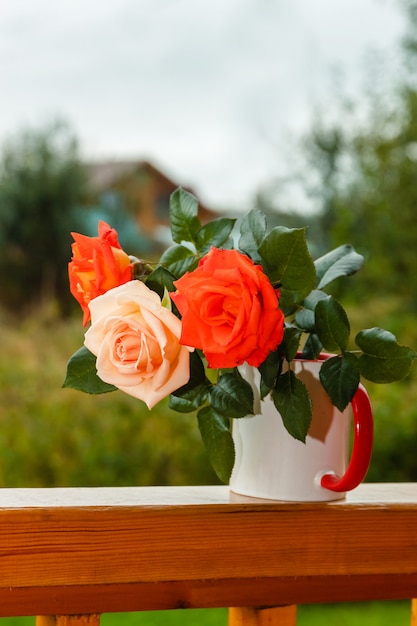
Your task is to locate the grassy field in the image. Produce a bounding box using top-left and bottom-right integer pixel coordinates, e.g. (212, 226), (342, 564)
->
(0, 304), (219, 488)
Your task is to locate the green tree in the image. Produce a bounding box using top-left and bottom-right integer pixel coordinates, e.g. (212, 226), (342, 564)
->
(0, 120), (87, 313)
(295, 1), (417, 308)
(257, 2), (417, 309)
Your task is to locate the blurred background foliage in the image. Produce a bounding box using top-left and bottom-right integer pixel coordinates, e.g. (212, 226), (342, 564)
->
(0, 120), (88, 316)
(0, 304), (218, 487)
(0, 1), (417, 488)
(256, 0), (417, 310)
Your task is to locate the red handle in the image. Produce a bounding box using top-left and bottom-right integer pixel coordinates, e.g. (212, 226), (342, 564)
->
(320, 384), (373, 492)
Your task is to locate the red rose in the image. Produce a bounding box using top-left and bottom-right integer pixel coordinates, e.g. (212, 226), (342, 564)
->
(68, 221), (133, 325)
(171, 248), (284, 368)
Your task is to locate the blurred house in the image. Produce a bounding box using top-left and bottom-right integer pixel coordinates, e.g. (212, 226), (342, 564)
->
(84, 160), (217, 252)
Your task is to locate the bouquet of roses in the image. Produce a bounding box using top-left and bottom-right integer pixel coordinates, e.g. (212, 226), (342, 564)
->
(64, 188), (416, 481)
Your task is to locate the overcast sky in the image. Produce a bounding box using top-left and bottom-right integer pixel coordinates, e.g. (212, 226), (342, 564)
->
(0, 0), (406, 210)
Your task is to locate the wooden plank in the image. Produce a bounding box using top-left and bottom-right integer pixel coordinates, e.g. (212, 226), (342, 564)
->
(0, 484), (416, 616)
(0, 485), (229, 508)
(1, 575), (417, 616)
(1, 482), (416, 508)
(1, 485), (417, 586)
(0, 575), (417, 617)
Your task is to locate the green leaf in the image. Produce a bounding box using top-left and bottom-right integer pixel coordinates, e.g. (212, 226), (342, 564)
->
(301, 333), (322, 360)
(315, 244), (364, 290)
(238, 207), (267, 263)
(145, 266), (177, 298)
(319, 353), (360, 412)
(356, 328), (417, 383)
(195, 217), (236, 254)
(187, 350), (208, 385)
(169, 383), (209, 413)
(169, 188), (201, 245)
(159, 244), (198, 278)
(197, 406), (235, 483)
(169, 351), (210, 412)
(209, 370), (254, 418)
(295, 289), (329, 332)
(63, 346), (117, 394)
(258, 349), (283, 396)
(258, 226), (316, 312)
(278, 325), (303, 362)
(315, 295), (350, 352)
(272, 370), (312, 442)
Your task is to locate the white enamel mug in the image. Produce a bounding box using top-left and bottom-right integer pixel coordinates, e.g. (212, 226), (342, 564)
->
(229, 357), (373, 502)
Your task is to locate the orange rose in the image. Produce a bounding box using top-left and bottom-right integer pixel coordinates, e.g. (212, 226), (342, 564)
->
(69, 221), (133, 325)
(171, 248), (285, 368)
(84, 281), (193, 409)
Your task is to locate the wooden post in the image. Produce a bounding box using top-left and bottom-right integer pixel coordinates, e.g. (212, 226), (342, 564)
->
(36, 618), (56, 626)
(228, 606), (297, 626)
(411, 599), (417, 626)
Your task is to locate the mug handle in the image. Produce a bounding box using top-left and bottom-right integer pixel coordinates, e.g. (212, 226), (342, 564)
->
(320, 384), (373, 492)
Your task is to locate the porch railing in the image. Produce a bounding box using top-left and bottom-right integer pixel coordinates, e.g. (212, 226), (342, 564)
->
(0, 483), (416, 625)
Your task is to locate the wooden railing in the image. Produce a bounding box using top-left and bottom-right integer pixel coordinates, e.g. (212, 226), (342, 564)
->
(0, 483), (417, 625)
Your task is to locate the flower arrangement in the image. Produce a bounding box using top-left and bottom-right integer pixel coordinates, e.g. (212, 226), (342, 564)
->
(64, 188), (416, 481)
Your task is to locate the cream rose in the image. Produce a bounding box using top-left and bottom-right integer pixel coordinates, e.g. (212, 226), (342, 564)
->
(84, 280), (193, 409)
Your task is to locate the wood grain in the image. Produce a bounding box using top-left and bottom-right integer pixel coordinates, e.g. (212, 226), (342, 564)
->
(0, 484), (416, 617)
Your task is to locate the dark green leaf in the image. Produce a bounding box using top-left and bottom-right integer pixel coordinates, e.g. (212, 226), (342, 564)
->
(186, 350), (208, 385)
(145, 265), (177, 297)
(319, 353), (360, 412)
(295, 289), (329, 332)
(209, 370), (254, 418)
(197, 406), (235, 483)
(356, 328), (417, 383)
(278, 325), (303, 362)
(169, 383), (209, 413)
(238, 207), (267, 263)
(272, 370), (312, 442)
(169, 188), (201, 245)
(159, 244), (198, 278)
(195, 217), (236, 254)
(63, 346), (117, 394)
(170, 351), (210, 412)
(315, 296), (350, 352)
(301, 333), (322, 360)
(258, 226), (316, 312)
(315, 244), (364, 289)
(258, 349), (283, 395)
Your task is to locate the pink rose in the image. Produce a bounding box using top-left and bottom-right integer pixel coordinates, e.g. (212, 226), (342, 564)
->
(84, 281), (193, 409)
